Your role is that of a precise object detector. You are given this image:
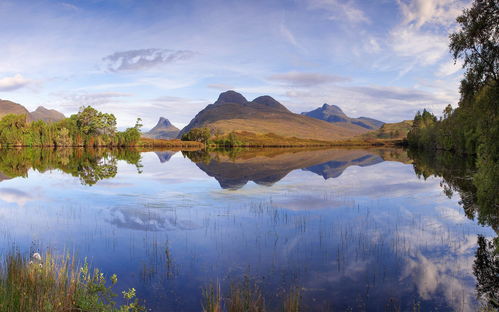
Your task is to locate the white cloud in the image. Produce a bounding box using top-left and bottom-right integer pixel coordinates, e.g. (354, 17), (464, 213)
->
(398, 0), (468, 29)
(307, 0), (370, 24)
(436, 59), (463, 76)
(102, 49), (196, 72)
(279, 22), (300, 48)
(0, 188), (34, 207)
(390, 27), (448, 67)
(0, 74), (31, 91)
(55, 91), (132, 112)
(268, 71), (350, 87)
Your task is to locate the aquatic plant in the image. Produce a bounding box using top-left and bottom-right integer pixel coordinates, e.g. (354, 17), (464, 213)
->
(0, 251), (146, 312)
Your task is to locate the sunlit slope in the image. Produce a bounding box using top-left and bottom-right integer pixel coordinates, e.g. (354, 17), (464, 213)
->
(179, 91), (370, 142)
(0, 99), (31, 120)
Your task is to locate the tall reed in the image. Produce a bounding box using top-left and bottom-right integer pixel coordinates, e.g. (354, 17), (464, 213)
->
(0, 251), (145, 312)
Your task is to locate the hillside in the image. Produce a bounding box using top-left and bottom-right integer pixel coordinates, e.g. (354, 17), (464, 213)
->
(179, 91), (371, 142)
(302, 104), (384, 130)
(1, 100), (65, 123)
(144, 117), (180, 139)
(0, 99), (31, 120)
(30, 106), (65, 122)
(361, 120), (413, 140)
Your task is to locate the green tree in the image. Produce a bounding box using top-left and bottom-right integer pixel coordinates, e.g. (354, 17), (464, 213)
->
(74, 106), (117, 136)
(449, 0), (499, 95)
(181, 127), (211, 144)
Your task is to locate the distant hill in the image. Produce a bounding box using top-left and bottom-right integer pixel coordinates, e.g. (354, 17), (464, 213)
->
(30, 106), (65, 122)
(144, 117), (180, 139)
(361, 120), (413, 140)
(0, 99), (31, 120)
(178, 91), (370, 142)
(0, 100), (65, 123)
(301, 104), (384, 130)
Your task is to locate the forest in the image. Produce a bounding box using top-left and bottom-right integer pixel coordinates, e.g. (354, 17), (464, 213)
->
(407, 0), (498, 213)
(0, 106), (142, 148)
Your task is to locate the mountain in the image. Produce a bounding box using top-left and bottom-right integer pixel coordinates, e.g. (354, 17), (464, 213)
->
(361, 120), (413, 140)
(0, 99), (31, 120)
(301, 104), (384, 130)
(304, 154), (383, 179)
(185, 148), (408, 190)
(144, 117), (180, 139)
(178, 91), (370, 141)
(1, 100), (65, 123)
(30, 106), (65, 122)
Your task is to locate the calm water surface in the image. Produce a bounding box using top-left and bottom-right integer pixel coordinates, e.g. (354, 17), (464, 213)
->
(0, 148), (495, 311)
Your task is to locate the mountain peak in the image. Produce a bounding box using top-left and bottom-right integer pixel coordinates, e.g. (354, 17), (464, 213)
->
(214, 90), (248, 105)
(156, 117), (172, 128)
(302, 104), (384, 130)
(321, 103), (345, 115)
(144, 117), (180, 139)
(251, 96), (289, 112)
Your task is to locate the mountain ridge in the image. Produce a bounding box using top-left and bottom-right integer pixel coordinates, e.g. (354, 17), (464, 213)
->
(178, 90), (371, 141)
(302, 103), (384, 130)
(0, 99), (65, 122)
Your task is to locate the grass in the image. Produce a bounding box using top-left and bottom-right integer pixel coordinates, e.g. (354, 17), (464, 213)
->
(360, 120), (413, 140)
(208, 130), (407, 148)
(210, 131), (344, 147)
(202, 277), (301, 312)
(0, 251), (145, 312)
(137, 137), (204, 148)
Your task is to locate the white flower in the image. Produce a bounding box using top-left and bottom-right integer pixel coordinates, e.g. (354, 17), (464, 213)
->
(32, 253), (42, 261)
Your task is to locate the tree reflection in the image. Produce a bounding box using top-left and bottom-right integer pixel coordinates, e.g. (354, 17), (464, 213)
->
(0, 147), (142, 186)
(474, 235), (499, 309)
(409, 148), (499, 309)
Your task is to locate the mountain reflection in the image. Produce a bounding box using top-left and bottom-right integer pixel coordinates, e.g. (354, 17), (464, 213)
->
(154, 151), (176, 163)
(183, 148), (411, 189)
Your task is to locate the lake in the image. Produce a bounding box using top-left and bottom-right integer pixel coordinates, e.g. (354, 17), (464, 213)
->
(0, 147), (496, 311)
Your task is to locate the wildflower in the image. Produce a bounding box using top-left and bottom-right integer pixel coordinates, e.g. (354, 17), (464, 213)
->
(32, 252), (42, 261)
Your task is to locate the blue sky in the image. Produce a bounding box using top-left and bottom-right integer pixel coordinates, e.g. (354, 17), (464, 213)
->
(0, 0), (469, 129)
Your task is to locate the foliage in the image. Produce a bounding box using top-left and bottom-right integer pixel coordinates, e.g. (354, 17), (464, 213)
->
(0, 148), (142, 186)
(0, 251), (145, 312)
(449, 0), (498, 94)
(74, 106), (117, 136)
(407, 0), (498, 229)
(0, 107), (142, 147)
(181, 127), (211, 144)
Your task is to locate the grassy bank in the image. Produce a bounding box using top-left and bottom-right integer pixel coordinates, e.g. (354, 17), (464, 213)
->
(204, 131), (406, 148)
(0, 252), (145, 312)
(137, 137), (204, 148)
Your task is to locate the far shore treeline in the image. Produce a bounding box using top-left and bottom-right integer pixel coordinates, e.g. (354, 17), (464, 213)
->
(407, 0), (498, 214)
(0, 106), (142, 148)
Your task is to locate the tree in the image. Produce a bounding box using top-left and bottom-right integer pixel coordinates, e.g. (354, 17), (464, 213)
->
(181, 128), (211, 144)
(449, 0), (499, 96)
(73, 106), (117, 136)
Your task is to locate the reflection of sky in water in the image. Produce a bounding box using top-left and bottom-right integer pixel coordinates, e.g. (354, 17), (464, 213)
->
(0, 151), (494, 311)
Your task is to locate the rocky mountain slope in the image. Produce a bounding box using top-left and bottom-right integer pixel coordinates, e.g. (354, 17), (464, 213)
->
(30, 106), (65, 122)
(144, 117), (180, 139)
(0, 99), (64, 122)
(0, 99), (32, 120)
(302, 104), (384, 130)
(178, 91), (371, 142)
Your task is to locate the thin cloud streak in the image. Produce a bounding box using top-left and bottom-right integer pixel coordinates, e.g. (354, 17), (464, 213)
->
(102, 49), (196, 72)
